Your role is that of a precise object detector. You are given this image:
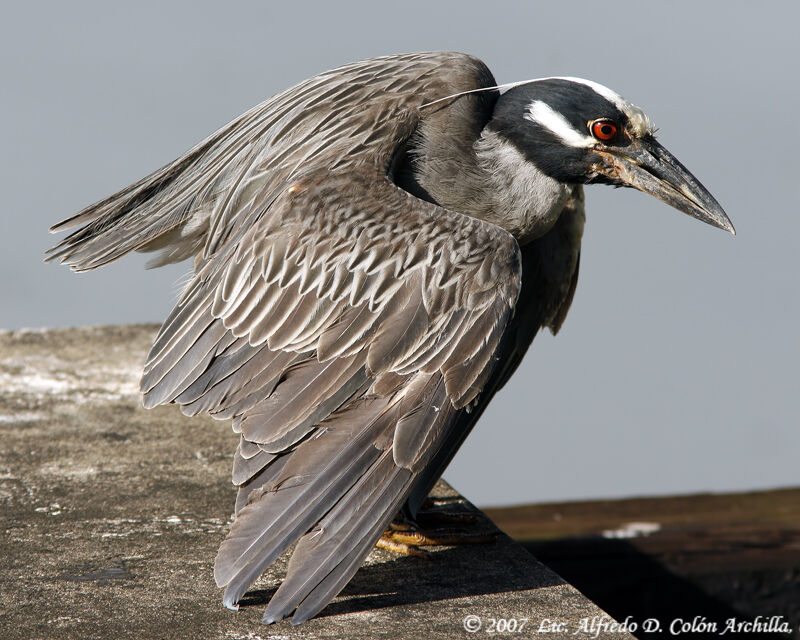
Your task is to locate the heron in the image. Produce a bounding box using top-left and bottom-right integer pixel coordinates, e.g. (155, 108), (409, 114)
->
(47, 51), (734, 625)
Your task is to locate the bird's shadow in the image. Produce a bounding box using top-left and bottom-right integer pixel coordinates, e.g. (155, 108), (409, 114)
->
(238, 537), (563, 617)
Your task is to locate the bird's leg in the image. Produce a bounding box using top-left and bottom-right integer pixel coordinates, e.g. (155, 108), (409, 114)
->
(376, 498), (498, 557)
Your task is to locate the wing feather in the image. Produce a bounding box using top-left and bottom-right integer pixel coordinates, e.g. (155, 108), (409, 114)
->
(233, 453), (289, 514)
(231, 440), (280, 488)
(208, 351), (300, 421)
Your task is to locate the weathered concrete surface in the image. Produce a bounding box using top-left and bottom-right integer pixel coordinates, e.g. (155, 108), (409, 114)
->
(0, 325), (633, 639)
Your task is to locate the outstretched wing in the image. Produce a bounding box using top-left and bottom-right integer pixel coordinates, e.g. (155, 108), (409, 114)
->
(46, 52), (497, 271)
(142, 167), (521, 622)
(49, 52), (525, 623)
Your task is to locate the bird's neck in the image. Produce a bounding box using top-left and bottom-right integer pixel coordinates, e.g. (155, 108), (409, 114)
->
(398, 107), (571, 244)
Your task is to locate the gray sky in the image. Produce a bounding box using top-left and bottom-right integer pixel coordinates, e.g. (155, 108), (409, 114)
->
(2, 1), (798, 507)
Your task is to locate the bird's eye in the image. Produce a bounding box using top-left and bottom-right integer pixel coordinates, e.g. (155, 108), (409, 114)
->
(590, 120), (619, 142)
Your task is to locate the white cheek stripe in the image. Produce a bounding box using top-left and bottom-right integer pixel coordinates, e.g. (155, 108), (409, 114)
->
(525, 100), (595, 148)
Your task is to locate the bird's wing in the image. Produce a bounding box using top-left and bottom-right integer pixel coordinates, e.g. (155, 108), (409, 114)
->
(46, 52), (497, 271)
(139, 162), (522, 622)
(48, 52), (525, 623)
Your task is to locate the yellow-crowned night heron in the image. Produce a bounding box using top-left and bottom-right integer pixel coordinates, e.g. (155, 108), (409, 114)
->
(47, 52), (734, 625)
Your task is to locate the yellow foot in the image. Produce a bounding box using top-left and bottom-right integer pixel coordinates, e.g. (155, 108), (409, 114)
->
(375, 533), (432, 558)
(376, 507), (498, 557)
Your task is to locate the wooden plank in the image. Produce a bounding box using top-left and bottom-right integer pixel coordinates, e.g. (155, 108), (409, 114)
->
(485, 489), (800, 637)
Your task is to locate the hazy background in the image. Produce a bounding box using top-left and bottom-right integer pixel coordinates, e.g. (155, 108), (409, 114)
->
(2, 1), (797, 507)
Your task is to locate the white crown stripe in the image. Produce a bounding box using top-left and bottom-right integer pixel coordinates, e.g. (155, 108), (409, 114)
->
(421, 77), (653, 137)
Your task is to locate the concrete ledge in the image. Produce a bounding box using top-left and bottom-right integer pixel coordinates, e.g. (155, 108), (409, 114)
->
(0, 325), (633, 639)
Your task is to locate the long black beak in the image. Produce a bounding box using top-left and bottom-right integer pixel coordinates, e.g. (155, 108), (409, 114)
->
(593, 135), (735, 234)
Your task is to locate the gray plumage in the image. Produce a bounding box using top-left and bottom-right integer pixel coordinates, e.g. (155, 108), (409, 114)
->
(48, 51), (732, 625)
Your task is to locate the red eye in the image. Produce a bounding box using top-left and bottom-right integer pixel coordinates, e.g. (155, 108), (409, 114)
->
(591, 120), (619, 142)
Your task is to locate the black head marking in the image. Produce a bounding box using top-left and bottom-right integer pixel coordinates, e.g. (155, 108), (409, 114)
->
(486, 78), (648, 183)
(508, 80), (628, 134)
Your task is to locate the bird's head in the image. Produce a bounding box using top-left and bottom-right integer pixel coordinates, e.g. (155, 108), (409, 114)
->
(487, 77), (734, 234)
